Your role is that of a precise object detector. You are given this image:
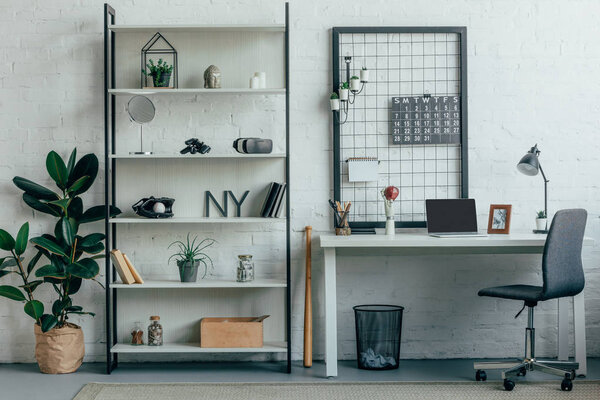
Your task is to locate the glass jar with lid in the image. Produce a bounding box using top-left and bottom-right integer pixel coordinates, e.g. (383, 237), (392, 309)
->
(131, 321), (144, 345)
(148, 316), (163, 346)
(237, 255), (254, 282)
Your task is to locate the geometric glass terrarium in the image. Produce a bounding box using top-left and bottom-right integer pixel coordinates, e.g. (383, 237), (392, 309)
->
(140, 32), (178, 89)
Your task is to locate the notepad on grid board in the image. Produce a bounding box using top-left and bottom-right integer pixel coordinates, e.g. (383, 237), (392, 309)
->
(348, 157), (379, 182)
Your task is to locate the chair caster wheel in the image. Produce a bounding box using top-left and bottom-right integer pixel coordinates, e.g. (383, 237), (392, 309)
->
(503, 379), (515, 391)
(517, 367), (526, 377)
(561, 378), (573, 391)
(475, 370), (487, 381)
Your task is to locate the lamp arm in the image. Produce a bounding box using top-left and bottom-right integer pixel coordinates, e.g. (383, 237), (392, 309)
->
(539, 162), (549, 228)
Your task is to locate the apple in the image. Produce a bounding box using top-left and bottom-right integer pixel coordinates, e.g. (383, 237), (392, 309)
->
(384, 186), (399, 201)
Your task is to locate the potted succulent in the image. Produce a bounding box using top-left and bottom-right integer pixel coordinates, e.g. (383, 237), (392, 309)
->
(360, 66), (369, 82)
(339, 82), (349, 101)
(9, 148), (121, 373)
(330, 92), (340, 111)
(142, 58), (174, 88)
(168, 234), (215, 282)
(350, 75), (361, 91)
(536, 210), (547, 231)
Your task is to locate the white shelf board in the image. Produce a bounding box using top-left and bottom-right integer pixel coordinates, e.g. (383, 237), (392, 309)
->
(108, 88), (285, 96)
(111, 278), (286, 289)
(110, 153), (285, 160)
(108, 24), (285, 33)
(111, 342), (287, 353)
(110, 217), (285, 224)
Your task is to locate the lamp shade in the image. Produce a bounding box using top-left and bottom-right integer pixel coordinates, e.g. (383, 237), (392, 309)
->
(517, 152), (539, 176)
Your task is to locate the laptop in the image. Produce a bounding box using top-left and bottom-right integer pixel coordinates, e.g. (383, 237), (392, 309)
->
(426, 199), (487, 237)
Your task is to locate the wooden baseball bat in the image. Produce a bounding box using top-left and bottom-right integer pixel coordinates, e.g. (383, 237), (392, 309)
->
(304, 226), (313, 367)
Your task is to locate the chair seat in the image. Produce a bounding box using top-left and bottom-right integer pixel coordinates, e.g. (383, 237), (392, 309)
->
(478, 284), (543, 303)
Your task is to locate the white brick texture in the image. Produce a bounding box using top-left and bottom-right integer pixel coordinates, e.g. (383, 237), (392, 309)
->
(0, 0), (599, 363)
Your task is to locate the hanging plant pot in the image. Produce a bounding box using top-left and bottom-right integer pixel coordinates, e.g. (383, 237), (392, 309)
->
(177, 260), (199, 282)
(339, 88), (349, 101)
(350, 77), (361, 91)
(151, 72), (171, 88)
(330, 98), (340, 111)
(34, 323), (84, 374)
(360, 68), (369, 82)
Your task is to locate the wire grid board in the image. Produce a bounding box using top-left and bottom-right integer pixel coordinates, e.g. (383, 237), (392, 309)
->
(333, 27), (468, 228)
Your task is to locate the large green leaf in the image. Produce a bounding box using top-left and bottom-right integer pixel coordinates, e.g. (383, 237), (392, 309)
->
(79, 233), (105, 247)
(66, 176), (89, 195)
(46, 151), (68, 189)
(79, 242), (104, 255)
(14, 222), (29, 256)
(0, 270), (13, 279)
(61, 217), (75, 246)
(66, 148), (77, 178)
(20, 280), (44, 293)
(67, 258), (99, 279)
(24, 300), (44, 320)
(67, 196), (83, 220)
(66, 277), (82, 295)
(30, 236), (68, 257)
(22, 193), (61, 216)
(35, 264), (66, 280)
(67, 153), (98, 196)
(27, 250), (44, 275)
(0, 285), (26, 301)
(52, 298), (70, 316)
(0, 258), (16, 269)
(79, 205), (121, 223)
(40, 314), (58, 332)
(0, 229), (15, 251)
(13, 177), (58, 201)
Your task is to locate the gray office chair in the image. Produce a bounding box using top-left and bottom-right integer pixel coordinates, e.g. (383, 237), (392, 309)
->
(473, 209), (587, 392)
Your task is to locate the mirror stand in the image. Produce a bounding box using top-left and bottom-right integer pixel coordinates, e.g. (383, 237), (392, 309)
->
(130, 125), (152, 155)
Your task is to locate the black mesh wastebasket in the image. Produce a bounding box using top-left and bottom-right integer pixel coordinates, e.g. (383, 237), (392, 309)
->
(353, 304), (404, 370)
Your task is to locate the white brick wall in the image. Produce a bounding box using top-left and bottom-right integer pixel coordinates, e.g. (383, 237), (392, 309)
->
(0, 0), (599, 363)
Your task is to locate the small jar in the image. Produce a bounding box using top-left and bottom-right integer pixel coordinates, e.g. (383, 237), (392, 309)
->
(131, 321), (144, 346)
(148, 316), (163, 346)
(237, 255), (254, 282)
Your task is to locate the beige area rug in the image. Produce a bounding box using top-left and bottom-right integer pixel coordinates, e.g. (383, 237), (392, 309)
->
(74, 381), (600, 400)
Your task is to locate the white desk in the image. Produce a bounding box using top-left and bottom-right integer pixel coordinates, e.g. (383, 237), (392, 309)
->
(320, 233), (593, 378)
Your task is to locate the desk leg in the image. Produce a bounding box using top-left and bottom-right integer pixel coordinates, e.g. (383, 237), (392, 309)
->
(557, 298), (568, 361)
(324, 248), (338, 378)
(573, 290), (587, 376)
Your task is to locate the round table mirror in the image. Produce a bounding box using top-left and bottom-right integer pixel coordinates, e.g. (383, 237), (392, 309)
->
(127, 95), (155, 154)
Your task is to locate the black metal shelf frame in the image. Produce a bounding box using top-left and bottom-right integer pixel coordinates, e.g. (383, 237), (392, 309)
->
(103, 2), (291, 374)
(332, 27), (468, 230)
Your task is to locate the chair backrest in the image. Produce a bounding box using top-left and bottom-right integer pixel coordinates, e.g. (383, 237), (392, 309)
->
(541, 209), (587, 300)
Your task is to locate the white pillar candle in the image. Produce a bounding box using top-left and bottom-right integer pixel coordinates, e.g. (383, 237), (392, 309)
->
(255, 71), (266, 88)
(250, 76), (260, 89)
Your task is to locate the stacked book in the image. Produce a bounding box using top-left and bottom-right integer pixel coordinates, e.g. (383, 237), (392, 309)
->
(260, 182), (287, 218)
(110, 249), (144, 284)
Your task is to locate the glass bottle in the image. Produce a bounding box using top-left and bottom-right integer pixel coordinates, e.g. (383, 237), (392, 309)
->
(131, 321), (144, 345)
(237, 255), (254, 282)
(148, 316), (163, 346)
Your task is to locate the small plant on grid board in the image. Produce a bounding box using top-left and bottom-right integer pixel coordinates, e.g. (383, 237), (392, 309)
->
(350, 75), (359, 80)
(330, 92), (339, 99)
(340, 82), (349, 90)
(168, 233), (216, 279)
(142, 58), (174, 86)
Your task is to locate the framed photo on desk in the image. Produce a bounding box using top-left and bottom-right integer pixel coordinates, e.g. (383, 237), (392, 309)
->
(488, 204), (512, 234)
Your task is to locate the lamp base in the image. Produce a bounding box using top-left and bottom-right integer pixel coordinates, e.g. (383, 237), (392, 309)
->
(130, 151), (153, 155)
(533, 229), (549, 234)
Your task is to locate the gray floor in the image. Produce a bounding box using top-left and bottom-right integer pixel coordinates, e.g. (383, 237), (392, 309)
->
(1, 359), (598, 400)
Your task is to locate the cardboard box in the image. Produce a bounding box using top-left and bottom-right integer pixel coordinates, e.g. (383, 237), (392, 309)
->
(200, 316), (269, 348)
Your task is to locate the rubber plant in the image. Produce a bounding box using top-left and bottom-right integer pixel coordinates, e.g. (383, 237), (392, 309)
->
(12, 148), (121, 332)
(0, 222), (46, 327)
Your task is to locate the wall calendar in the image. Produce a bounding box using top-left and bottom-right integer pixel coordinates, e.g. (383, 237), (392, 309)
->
(391, 96), (461, 145)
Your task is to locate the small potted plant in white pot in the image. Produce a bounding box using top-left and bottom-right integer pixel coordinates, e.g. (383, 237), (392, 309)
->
(168, 234), (215, 283)
(350, 75), (361, 91)
(360, 66), (369, 82)
(142, 58), (174, 88)
(536, 210), (547, 231)
(330, 92), (340, 111)
(339, 82), (349, 101)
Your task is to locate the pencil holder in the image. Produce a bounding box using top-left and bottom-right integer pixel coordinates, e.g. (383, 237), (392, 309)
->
(336, 226), (351, 236)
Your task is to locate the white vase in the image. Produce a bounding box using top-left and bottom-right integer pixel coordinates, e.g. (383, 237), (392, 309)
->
(254, 72), (266, 88)
(350, 78), (361, 91)
(536, 218), (547, 231)
(330, 98), (340, 111)
(339, 89), (349, 101)
(250, 76), (259, 89)
(360, 69), (369, 82)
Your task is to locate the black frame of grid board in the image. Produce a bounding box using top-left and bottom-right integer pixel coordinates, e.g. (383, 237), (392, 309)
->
(332, 26), (468, 230)
(104, 3), (291, 374)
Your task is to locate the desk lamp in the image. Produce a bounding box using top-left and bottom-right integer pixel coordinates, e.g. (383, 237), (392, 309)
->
(517, 144), (549, 233)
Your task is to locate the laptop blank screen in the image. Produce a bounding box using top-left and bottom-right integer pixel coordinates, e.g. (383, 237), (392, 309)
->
(426, 199), (478, 233)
